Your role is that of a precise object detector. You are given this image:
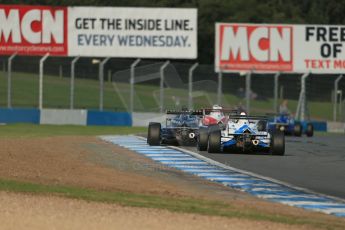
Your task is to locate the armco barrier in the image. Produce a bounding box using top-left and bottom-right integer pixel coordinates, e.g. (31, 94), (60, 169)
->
(86, 110), (132, 126)
(0, 108), (40, 124)
(40, 109), (87, 125)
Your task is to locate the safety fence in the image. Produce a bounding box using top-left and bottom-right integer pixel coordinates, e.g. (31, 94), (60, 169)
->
(0, 56), (344, 122)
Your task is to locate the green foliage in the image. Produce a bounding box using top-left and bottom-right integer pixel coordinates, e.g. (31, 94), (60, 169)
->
(0, 0), (340, 63)
(0, 124), (147, 137)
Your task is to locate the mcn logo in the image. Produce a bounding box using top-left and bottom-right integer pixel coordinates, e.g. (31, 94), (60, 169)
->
(0, 5), (67, 55)
(218, 24), (293, 72)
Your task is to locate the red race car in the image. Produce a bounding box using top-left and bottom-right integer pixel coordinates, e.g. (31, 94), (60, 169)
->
(201, 105), (238, 127)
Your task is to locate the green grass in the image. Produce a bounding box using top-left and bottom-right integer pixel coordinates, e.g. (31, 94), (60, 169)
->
(0, 123), (146, 138)
(0, 71), (337, 120)
(0, 178), (343, 229)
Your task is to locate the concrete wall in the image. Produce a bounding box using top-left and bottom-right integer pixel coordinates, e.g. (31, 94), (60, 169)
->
(0, 108), (40, 124)
(87, 110), (132, 126)
(327, 121), (345, 133)
(1, 108), (344, 133)
(132, 112), (166, 127)
(40, 109), (87, 125)
(0, 108), (131, 126)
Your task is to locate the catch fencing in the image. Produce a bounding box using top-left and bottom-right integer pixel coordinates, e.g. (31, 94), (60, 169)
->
(0, 56), (344, 122)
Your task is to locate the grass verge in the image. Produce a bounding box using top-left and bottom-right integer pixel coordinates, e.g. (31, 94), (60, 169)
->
(0, 178), (343, 229)
(0, 123), (147, 138)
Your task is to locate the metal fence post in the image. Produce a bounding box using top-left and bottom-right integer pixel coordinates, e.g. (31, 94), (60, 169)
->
(245, 71), (252, 114)
(39, 53), (49, 110)
(295, 73), (309, 121)
(160, 61), (170, 113)
(273, 72), (280, 113)
(70, 56), (80, 110)
(99, 57), (111, 111)
(217, 70), (222, 105)
(333, 74), (343, 121)
(188, 62), (198, 110)
(7, 53), (17, 108)
(130, 58), (141, 113)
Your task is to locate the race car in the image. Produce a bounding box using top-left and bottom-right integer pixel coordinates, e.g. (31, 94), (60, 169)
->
(197, 112), (285, 155)
(267, 113), (313, 137)
(201, 105), (228, 127)
(200, 105), (239, 130)
(147, 109), (202, 146)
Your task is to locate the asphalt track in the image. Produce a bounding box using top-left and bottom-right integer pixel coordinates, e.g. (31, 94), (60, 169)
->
(183, 134), (345, 200)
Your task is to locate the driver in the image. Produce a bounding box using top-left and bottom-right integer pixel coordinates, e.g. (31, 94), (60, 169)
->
(236, 112), (249, 125)
(209, 105), (224, 121)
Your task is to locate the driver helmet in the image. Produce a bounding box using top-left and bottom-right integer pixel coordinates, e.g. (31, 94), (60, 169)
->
(210, 105), (224, 120)
(237, 112), (249, 125)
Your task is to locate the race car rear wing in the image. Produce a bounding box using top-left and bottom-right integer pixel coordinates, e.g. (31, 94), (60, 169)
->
(228, 133), (268, 137)
(201, 108), (239, 115)
(166, 110), (203, 115)
(228, 115), (268, 121)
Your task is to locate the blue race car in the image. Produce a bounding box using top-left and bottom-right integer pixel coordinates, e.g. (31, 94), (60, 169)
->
(147, 109), (202, 146)
(267, 113), (313, 137)
(197, 113), (285, 155)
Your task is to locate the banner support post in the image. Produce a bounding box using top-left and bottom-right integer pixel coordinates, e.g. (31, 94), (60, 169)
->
(188, 62), (198, 110)
(39, 53), (49, 110)
(99, 57), (111, 111)
(217, 70), (222, 105)
(245, 71), (252, 114)
(295, 73), (309, 121)
(7, 53), (17, 108)
(70, 56), (80, 110)
(333, 74), (343, 121)
(160, 61), (170, 113)
(130, 58), (141, 114)
(273, 72), (280, 113)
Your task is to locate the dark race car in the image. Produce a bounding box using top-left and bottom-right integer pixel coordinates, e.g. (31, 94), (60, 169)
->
(267, 113), (314, 137)
(147, 110), (202, 146)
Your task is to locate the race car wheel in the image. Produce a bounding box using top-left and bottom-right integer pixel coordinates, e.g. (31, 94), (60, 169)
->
(294, 123), (302, 137)
(147, 122), (161, 146)
(207, 128), (221, 153)
(197, 127), (208, 151)
(271, 131), (285, 155)
(257, 120), (267, 131)
(208, 124), (219, 132)
(306, 123), (314, 137)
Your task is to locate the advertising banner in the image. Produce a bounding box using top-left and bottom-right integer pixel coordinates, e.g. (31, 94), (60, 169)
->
(216, 23), (345, 73)
(68, 7), (197, 58)
(0, 5), (197, 59)
(0, 4), (67, 56)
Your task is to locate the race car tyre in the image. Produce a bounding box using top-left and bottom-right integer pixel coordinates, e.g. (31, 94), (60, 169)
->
(306, 123), (314, 137)
(197, 127), (208, 151)
(207, 128), (221, 153)
(294, 123), (302, 136)
(257, 120), (267, 131)
(147, 122), (161, 146)
(208, 124), (219, 132)
(271, 131), (285, 155)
